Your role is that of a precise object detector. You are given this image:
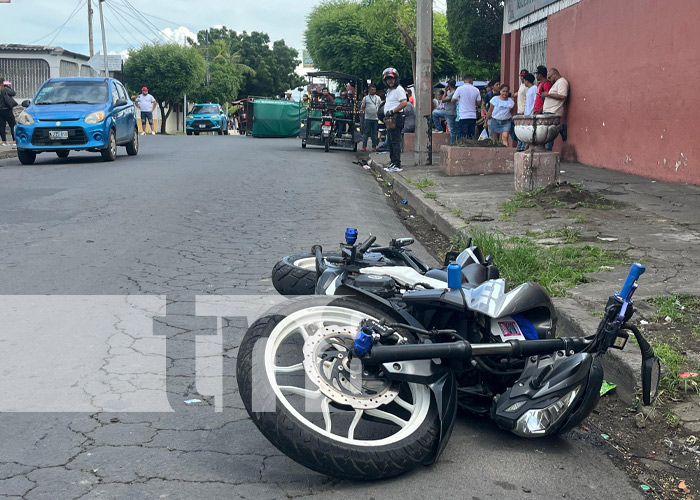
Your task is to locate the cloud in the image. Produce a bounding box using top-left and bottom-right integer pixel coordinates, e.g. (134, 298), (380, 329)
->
(159, 26), (197, 46)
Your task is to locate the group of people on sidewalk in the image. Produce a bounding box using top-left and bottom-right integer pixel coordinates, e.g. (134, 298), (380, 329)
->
(429, 67), (568, 150)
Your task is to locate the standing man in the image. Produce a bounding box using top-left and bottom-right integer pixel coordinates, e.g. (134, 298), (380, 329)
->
(381, 67), (407, 172)
(360, 84), (381, 151)
(442, 80), (459, 144)
(540, 67), (569, 150)
(515, 69), (529, 152)
(533, 66), (552, 114)
(451, 74), (481, 141)
(134, 87), (157, 135)
(0, 78), (18, 148)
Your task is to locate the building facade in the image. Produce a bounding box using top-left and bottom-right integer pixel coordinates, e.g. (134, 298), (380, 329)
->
(501, 0), (698, 184)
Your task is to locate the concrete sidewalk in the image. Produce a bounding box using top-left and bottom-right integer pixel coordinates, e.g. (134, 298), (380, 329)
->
(367, 150), (700, 427)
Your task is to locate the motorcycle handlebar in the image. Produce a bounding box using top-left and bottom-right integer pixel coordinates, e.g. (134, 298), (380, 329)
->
(357, 235), (377, 255)
(618, 262), (645, 300)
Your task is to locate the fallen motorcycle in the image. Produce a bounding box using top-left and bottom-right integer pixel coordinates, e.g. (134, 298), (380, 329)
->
(239, 230), (660, 480)
(271, 229), (490, 295)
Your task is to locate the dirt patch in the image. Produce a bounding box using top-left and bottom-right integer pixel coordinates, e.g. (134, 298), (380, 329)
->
(531, 182), (620, 208)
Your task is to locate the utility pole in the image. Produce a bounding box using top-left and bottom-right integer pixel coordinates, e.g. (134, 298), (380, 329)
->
(98, 0), (109, 77)
(414, 0), (433, 165)
(87, 0), (94, 58)
(205, 30), (210, 86)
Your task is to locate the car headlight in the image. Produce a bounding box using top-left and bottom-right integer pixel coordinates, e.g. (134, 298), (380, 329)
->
(85, 111), (106, 124)
(187, 115), (194, 119)
(17, 112), (34, 125)
(211, 115), (219, 119)
(513, 388), (580, 436)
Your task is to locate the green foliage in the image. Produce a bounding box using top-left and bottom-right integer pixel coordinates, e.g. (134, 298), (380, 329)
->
(411, 177), (436, 188)
(650, 295), (700, 323)
(305, 0), (458, 85)
(189, 27), (305, 98)
(424, 191), (437, 199)
(450, 226), (627, 296)
(192, 59), (242, 105)
(124, 43), (205, 132)
(446, 0), (503, 78)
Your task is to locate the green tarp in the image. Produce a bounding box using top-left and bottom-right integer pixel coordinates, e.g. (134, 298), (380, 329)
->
(250, 99), (303, 137)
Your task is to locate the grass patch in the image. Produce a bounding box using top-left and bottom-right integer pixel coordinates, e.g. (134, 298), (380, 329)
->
(450, 226), (627, 296)
(452, 209), (463, 216)
(650, 294), (700, 323)
(424, 192), (437, 199)
(567, 214), (587, 224)
(411, 177), (436, 189)
(501, 189), (543, 218)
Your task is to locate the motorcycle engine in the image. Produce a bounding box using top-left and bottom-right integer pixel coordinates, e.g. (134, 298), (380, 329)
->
(352, 274), (396, 298)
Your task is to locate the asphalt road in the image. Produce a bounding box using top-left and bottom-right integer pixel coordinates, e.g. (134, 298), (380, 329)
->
(0, 136), (642, 499)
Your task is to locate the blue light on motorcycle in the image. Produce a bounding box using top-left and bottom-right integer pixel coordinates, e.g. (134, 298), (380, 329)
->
(345, 228), (358, 245)
(353, 327), (375, 356)
(447, 262), (462, 290)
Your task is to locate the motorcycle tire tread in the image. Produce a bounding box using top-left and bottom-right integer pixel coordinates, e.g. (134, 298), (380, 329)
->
(236, 303), (441, 480)
(271, 255), (317, 295)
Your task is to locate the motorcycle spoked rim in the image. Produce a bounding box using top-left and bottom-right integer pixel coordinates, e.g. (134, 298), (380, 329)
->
(264, 305), (431, 446)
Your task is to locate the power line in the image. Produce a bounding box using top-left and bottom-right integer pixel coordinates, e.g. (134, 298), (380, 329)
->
(101, 2), (139, 48)
(29, 0), (86, 45)
(110, 0), (179, 44)
(103, 0), (155, 47)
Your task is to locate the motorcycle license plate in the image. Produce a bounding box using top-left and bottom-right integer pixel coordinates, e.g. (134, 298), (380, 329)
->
(49, 130), (69, 140)
(199, 124), (206, 128)
(322, 126), (331, 132)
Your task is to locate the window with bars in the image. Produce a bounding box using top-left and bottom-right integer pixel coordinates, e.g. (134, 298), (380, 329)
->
(0, 57), (50, 99)
(59, 60), (79, 77)
(520, 20), (547, 74)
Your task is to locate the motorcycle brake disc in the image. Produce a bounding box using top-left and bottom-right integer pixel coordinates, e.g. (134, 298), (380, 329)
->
(303, 326), (398, 410)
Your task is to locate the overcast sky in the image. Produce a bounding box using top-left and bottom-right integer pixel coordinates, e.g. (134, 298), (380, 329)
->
(1, 0), (322, 59)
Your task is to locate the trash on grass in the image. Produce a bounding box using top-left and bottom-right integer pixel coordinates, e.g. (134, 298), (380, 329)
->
(363, 164), (371, 170)
(597, 237), (619, 242)
(600, 381), (617, 396)
(640, 485), (650, 492)
(601, 433), (610, 440)
(184, 399), (202, 404)
(401, 200), (408, 204)
(687, 435), (698, 446)
(679, 480), (690, 493)
(640, 319), (649, 325)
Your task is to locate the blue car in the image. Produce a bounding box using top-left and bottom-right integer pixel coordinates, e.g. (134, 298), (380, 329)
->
(14, 77), (138, 165)
(186, 103), (229, 135)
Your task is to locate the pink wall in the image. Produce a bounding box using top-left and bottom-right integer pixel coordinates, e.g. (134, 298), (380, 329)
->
(543, 0), (699, 183)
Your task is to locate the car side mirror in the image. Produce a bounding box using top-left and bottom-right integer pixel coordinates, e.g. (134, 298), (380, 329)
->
(21, 100), (31, 107)
(115, 98), (128, 107)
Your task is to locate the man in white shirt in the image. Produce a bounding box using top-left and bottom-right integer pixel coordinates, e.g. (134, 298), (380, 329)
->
(541, 67), (569, 150)
(134, 87), (157, 135)
(451, 74), (481, 141)
(515, 69), (528, 151)
(524, 73), (537, 115)
(381, 67), (407, 172)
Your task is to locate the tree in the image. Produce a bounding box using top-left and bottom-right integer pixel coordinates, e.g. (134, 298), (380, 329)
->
(188, 38), (243, 104)
(446, 0), (503, 78)
(305, 0), (458, 85)
(189, 27), (305, 98)
(124, 44), (205, 133)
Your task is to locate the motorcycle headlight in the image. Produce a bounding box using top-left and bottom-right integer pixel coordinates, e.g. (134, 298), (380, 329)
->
(17, 112), (34, 125)
(513, 388), (580, 436)
(85, 111), (106, 124)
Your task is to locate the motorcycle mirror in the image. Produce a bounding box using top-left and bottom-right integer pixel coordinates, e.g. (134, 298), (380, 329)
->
(641, 356), (661, 406)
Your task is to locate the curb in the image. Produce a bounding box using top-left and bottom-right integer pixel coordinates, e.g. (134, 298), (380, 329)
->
(366, 154), (642, 404)
(0, 149), (18, 161)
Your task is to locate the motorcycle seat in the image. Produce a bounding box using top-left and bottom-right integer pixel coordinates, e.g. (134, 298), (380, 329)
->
(359, 267), (447, 289)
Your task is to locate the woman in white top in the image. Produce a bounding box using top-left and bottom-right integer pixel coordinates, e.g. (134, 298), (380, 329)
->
(484, 84), (515, 146)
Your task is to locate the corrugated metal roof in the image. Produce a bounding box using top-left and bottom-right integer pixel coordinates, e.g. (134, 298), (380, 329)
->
(0, 44), (89, 61)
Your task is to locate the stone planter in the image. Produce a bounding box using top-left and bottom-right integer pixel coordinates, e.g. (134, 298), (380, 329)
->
(403, 132), (450, 153)
(514, 151), (560, 192)
(439, 145), (514, 176)
(513, 114), (560, 150)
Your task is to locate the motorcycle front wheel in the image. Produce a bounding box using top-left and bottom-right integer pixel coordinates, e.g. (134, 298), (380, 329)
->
(237, 297), (440, 480)
(271, 252), (340, 295)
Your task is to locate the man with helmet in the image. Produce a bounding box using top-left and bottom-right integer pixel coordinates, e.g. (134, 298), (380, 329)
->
(381, 68), (407, 172)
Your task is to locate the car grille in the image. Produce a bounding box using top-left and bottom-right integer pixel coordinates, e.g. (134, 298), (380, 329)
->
(31, 127), (88, 146)
(191, 119), (215, 129)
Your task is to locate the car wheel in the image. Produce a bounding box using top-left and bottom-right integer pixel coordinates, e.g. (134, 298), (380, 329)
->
(186, 130), (192, 136)
(100, 129), (117, 162)
(125, 128), (139, 156)
(223, 128), (228, 136)
(194, 132), (199, 136)
(56, 150), (70, 158)
(17, 149), (36, 165)
(217, 128), (223, 135)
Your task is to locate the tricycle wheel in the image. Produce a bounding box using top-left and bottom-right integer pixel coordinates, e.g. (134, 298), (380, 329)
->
(301, 141), (306, 149)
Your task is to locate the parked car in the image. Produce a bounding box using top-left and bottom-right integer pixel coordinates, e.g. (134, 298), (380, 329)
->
(186, 103), (229, 135)
(14, 77), (138, 165)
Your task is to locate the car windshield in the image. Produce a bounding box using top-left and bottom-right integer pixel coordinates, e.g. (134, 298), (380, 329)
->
(191, 105), (219, 114)
(34, 81), (109, 105)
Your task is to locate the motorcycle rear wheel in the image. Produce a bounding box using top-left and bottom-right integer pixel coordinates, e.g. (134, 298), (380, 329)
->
(237, 297), (440, 480)
(271, 252), (340, 295)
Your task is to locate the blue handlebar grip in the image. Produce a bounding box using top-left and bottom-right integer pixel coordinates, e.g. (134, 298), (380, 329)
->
(618, 263), (646, 299)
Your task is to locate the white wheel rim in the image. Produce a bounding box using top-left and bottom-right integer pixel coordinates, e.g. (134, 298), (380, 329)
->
(293, 257), (319, 270)
(264, 306), (431, 446)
